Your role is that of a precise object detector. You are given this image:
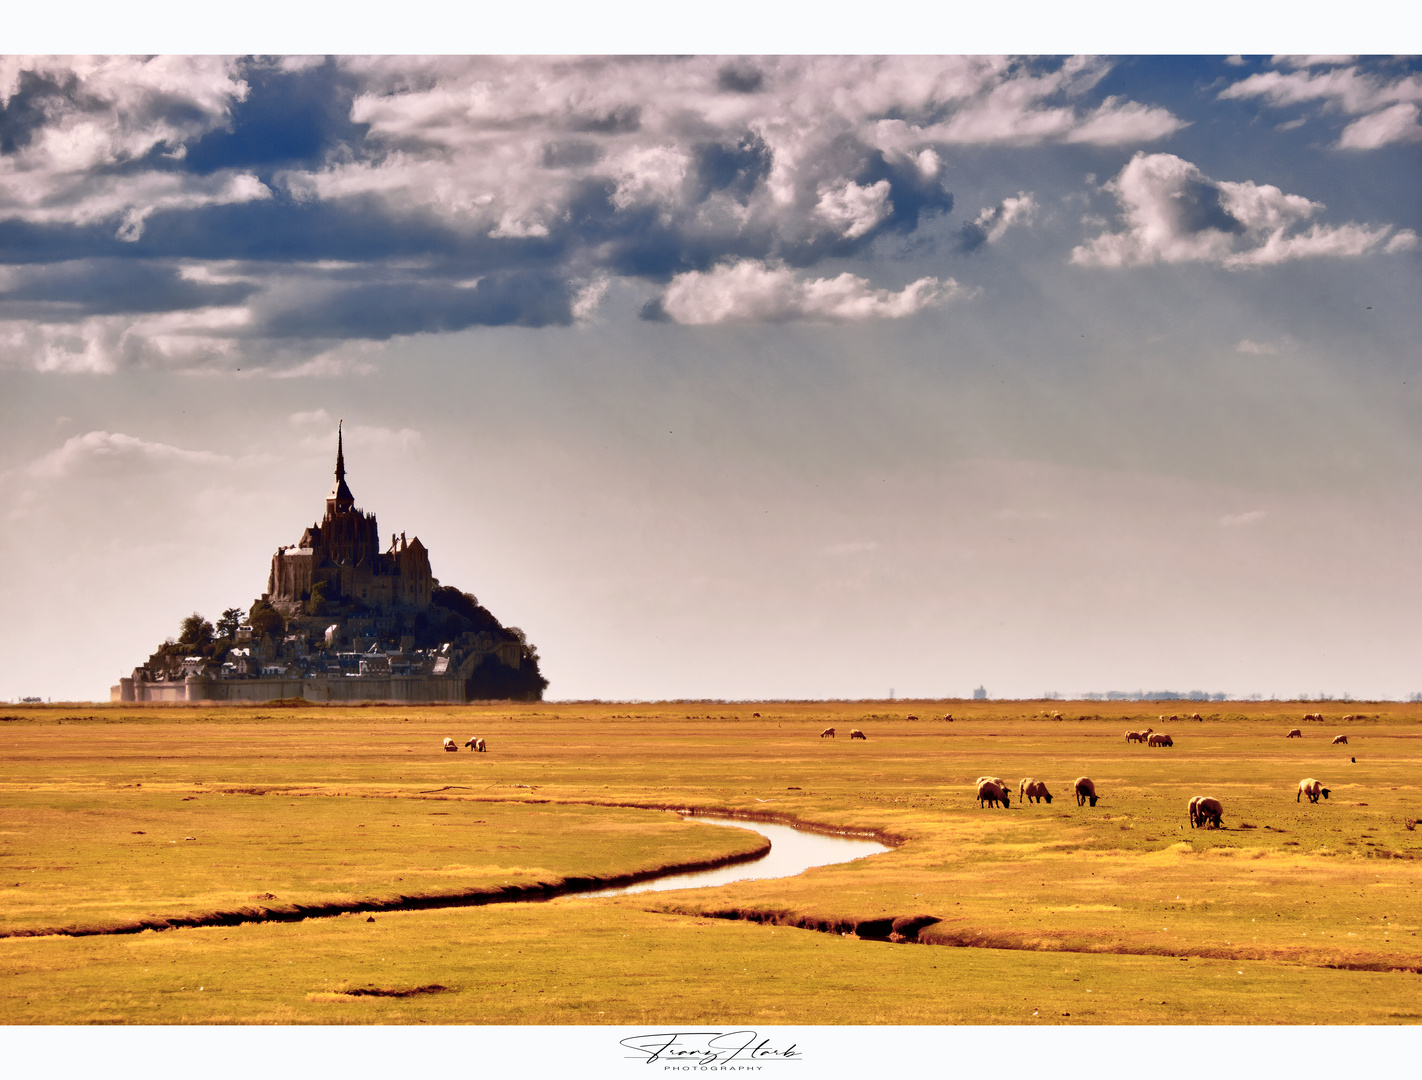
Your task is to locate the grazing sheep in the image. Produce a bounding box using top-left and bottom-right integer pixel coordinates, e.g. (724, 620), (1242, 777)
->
(906, 714), (919, 720)
(1020, 778), (1053, 804)
(1052, 711), (1062, 720)
(1286, 729), (1302, 738)
(1074, 777), (1099, 807)
(1191, 712), (1203, 721)
(977, 779), (1010, 808)
(1297, 778), (1331, 803)
(1187, 796), (1203, 828)
(849, 728), (867, 740)
(1147, 732), (1174, 748)
(977, 776), (1010, 793)
(463, 736), (486, 752)
(820, 727), (836, 739)
(944, 713), (953, 721)
(442, 737), (458, 753)
(1195, 796), (1224, 829)
(1332, 735), (1348, 745)
(1342, 714), (1354, 722)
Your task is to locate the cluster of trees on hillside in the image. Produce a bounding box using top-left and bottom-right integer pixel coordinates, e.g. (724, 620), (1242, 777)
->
(428, 587), (548, 699)
(140, 607), (247, 676)
(136, 587), (548, 699)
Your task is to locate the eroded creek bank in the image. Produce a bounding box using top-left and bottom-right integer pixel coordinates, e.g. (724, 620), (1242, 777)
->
(0, 804), (896, 940)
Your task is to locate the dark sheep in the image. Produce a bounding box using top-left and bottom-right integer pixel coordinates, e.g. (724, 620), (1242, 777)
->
(1194, 796), (1224, 829)
(1020, 778), (1053, 804)
(977, 779), (1010, 808)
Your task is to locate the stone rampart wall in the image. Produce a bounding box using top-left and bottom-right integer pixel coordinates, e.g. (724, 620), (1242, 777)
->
(113, 674), (466, 704)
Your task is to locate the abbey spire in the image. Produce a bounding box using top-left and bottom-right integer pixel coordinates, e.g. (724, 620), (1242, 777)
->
(326, 419), (355, 516)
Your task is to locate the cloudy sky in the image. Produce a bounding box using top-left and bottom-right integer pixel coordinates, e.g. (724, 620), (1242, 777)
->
(0, 51), (1418, 702)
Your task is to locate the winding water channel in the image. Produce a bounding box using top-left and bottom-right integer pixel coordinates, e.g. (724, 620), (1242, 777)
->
(581, 815), (892, 898)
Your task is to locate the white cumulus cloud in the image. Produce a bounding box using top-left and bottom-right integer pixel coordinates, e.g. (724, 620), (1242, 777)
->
(0, 307), (251, 374)
(971, 192), (1036, 244)
(1339, 102), (1422, 149)
(0, 56), (260, 231)
(1220, 61), (1422, 150)
(815, 179), (893, 240)
(1072, 152), (1402, 269)
(657, 260), (961, 324)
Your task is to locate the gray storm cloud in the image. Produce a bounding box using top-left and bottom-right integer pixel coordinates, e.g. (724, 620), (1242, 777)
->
(0, 55), (1187, 372)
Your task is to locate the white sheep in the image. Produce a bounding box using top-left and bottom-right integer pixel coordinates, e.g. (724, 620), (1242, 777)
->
(820, 727), (836, 739)
(1297, 778), (1331, 803)
(1187, 795), (1202, 828)
(463, 736), (487, 752)
(849, 728), (867, 740)
(1332, 734), (1348, 745)
(1074, 777), (1099, 807)
(1147, 732), (1174, 747)
(1020, 778), (1053, 804)
(977, 779), (1010, 808)
(442, 737), (458, 753)
(1286, 728), (1302, 738)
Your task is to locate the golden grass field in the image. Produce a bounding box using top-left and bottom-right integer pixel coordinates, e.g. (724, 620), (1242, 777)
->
(1, 699), (1419, 1025)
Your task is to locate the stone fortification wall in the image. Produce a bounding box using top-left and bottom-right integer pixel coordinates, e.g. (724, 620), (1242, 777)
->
(114, 674), (466, 704)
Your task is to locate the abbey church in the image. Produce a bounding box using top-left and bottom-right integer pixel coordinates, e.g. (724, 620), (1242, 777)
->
(115, 425), (547, 704)
(266, 426), (434, 616)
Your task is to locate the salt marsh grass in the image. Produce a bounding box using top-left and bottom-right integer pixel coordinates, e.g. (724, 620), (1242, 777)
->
(1, 699), (1418, 1023)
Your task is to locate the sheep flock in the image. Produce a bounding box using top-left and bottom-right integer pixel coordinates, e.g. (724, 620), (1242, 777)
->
(803, 710), (1370, 829)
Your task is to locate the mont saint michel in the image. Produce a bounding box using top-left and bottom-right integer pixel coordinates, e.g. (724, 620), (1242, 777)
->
(114, 425), (547, 704)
